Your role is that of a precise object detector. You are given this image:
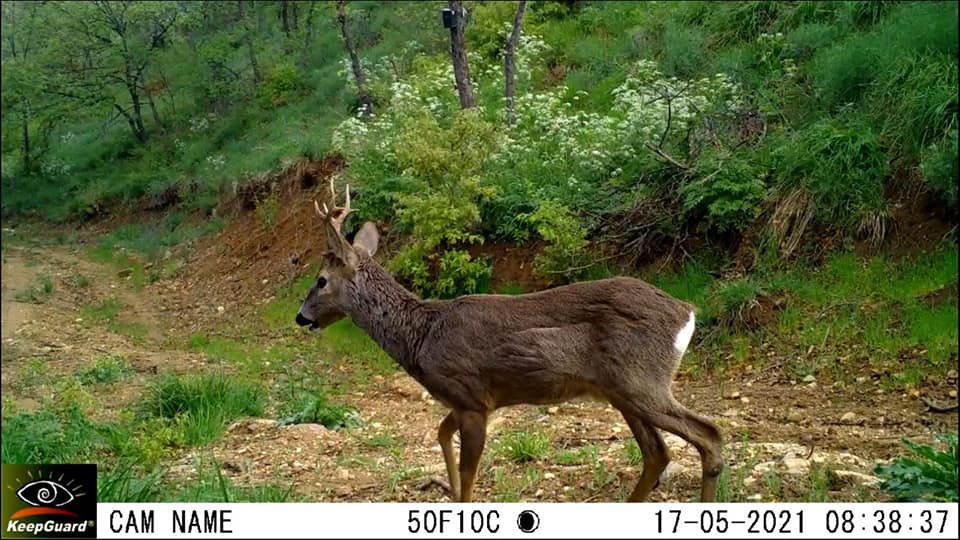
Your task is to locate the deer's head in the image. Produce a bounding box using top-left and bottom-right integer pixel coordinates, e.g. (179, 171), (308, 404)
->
(296, 179), (379, 332)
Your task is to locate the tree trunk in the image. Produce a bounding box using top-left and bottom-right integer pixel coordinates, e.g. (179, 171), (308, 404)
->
(280, 0), (290, 35)
(303, 1), (317, 52)
(115, 103), (147, 144)
(140, 71), (164, 131)
(247, 35), (261, 86)
(504, 0), (527, 124)
(21, 104), (31, 172)
(448, 0), (475, 109)
(336, 0), (374, 115)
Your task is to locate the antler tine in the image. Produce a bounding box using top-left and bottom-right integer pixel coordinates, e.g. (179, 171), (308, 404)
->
(314, 199), (326, 219)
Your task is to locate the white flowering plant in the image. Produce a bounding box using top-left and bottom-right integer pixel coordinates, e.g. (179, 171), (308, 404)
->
(331, 31), (749, 286)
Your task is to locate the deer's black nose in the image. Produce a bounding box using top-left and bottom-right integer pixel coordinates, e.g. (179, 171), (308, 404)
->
(296, 312), (314, 327)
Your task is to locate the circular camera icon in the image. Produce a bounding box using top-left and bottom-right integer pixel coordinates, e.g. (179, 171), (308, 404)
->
(517, 510), (540, 533)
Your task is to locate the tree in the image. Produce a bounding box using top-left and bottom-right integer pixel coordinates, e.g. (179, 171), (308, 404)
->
(49, 1), (179, 144)
(336, 0), (374, 115)
(504, 0), (527, 124)
(447, 0), (475, 109)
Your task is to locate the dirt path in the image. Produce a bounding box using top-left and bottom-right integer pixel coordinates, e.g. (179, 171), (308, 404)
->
(1, 241), (956, 503)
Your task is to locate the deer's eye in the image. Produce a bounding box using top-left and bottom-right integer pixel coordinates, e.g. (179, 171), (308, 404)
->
(317, 277), (327, 289)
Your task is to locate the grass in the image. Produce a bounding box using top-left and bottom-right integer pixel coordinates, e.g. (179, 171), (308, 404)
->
(497, 431), (551, 464)
(142, 373), (264, 445)
(14, 273), (53, 303)
(492, 466), (541, 502)
(556, 444), (599, 466)
(75, 355), (133, 385)
(1, 406), (103, 464)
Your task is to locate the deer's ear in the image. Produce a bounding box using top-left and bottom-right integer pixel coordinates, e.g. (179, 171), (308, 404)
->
(352, 221), (379, 257)
(324, 220), (357, 267)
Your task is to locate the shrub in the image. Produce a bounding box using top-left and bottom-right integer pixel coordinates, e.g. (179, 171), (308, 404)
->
(876, 433), (958, 502)
(679, 151), (766, 234)
(258, 62), (307, 108)
(772, 117), (889, 233)
(520, 199), (589, 282)
(920, 125), (959, 208)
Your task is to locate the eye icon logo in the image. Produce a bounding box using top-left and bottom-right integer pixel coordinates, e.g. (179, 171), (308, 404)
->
(2, 464), (97, 538)
(16, 480), (77, 508)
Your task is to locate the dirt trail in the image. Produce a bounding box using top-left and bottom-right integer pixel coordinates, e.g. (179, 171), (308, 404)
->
(1, 253), (34, 342)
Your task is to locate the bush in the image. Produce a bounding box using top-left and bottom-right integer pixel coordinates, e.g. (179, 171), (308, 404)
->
(679, 150), (766, 234)
(920, 125), (959, 208)
(520, 199), (589, 282)
(772, 116), (889, 232)
(497, 431), (551, 464)
(876, 433), (958, 502)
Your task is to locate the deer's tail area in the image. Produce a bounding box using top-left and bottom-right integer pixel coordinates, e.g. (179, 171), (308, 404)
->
(673, 310), (696, 358)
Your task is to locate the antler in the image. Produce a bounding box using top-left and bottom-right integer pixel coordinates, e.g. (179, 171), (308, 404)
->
(313, 177), (351, 233)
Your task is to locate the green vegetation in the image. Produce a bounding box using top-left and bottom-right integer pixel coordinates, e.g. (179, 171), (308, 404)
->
(142, 373), (264, 445)
(75, 356), (134, 386)
(497, 430), (551, 464)
(876, 433), (959, 502)
(279, 393), (361, 430)
(14, 273), (53, 303)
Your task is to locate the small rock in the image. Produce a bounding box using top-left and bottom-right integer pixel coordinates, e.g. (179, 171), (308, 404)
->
(612, 426), (622, 434)
(261, 278), (269, 285)
(950, 390), (958, 399)
(856, 376), (867, 383)
(802, 374), (816, 383)
(740, 396), (750, 404)
(832, 470), (880, 487)
(534, 489), (544, 497)
(337, 468), (351, 480)
(722, 409), (738, 417)
(747, 494), (763, 501)
(660, 462), (686, 481)
(544, 472), (556, 480)
(117, 268), (133, 278)
(947, 369), (958, 380)
(723, 391), (741, 400)
(782, 457), (809, 475)
(839, 412), (858, 425)
(217, 306), (225, 313)
(562, 486), (572, 492)
(75, 318), (83, 323)
(547, 406), (559, 414)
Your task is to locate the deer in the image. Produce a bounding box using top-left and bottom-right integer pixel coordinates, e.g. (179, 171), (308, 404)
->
(296, 181), (724, 502)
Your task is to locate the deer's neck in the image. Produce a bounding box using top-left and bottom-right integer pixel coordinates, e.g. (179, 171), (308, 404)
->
(344, 260), (434, 371)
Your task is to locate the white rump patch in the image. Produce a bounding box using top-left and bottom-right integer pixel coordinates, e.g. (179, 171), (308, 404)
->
(674, 311), (696, 356)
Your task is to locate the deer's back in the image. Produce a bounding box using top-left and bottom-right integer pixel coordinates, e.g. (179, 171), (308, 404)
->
(415, 277), (694, 410)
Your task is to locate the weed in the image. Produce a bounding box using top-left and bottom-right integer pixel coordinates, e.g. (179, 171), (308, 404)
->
(279, 393), (361, 430)
(365, 434), (402, 448)
(1, 406), (102, 464)
(876, 433), (958, 502)
(807, 464), (832, 502)
(498, 431), (551, 464)
(624, 440), (643, 467)
(555, 444), (598, 466)
(75, 355), (133, 385)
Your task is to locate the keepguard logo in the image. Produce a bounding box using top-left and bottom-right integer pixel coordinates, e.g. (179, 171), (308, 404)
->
(1, 465), (96, 539)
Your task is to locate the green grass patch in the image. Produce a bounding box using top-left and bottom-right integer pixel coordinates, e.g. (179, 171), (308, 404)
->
(75, 355), (133, 385)
(876, 433), (958, 502)
(278, 392), (361, 430)
(142, 373), (264, 445)
(1, 407), (103, 464)
(497, 431), (551, 464)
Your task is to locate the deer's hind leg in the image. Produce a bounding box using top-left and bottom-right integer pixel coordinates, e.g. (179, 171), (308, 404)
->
(438, 411), (461, 500)
(643, 397), (723, 502)
(621, 412), (670, 502)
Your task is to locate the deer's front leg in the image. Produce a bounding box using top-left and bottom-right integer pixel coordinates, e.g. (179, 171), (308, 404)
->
(457, 410), (487, 502)
(438, 411), (460, 501)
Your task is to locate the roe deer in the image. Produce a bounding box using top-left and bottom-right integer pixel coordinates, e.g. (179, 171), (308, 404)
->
(296, 181), (723, 502)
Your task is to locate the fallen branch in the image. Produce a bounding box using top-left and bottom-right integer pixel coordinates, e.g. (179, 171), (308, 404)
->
(920, 396), (958, 413)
